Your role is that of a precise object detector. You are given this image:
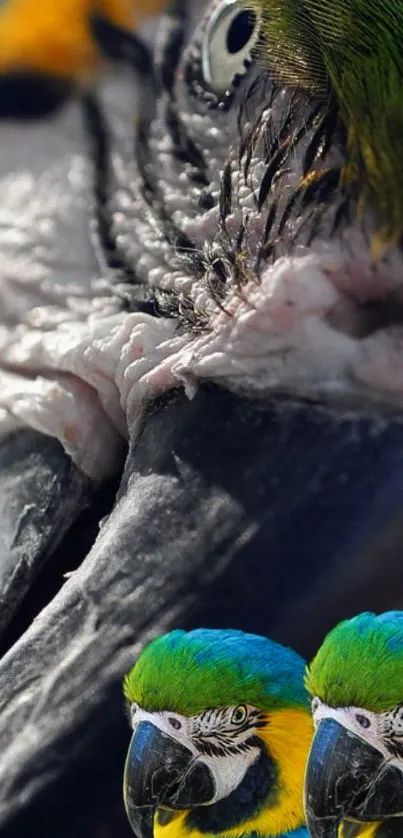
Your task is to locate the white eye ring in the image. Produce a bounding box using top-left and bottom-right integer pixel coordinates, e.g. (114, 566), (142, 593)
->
(202, 0), (261, 96)
(231, 703), (248, 725)
(311, 697), (320, 714)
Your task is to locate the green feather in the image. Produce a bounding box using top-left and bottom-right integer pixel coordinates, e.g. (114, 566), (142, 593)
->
(249, 0), (403, 246)
(306, 611), (403, 712)
(124, 628), (308, 715)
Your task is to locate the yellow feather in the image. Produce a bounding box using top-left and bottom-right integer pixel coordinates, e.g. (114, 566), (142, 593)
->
(0, 0), (166, 79)
(340, 821), (381, 838)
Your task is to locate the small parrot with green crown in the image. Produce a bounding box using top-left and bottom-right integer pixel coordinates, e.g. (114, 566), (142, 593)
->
(123, 628), (313, 838)
(304, 612), (403, 838)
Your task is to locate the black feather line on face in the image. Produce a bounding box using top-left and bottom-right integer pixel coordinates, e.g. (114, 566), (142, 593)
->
(190, 707), (269, 757)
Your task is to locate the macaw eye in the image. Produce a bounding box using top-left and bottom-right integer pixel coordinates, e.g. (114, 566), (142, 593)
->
(231, 704), (248, 725)
(311, 697), (320, 713)
(356, 713), (371, 729)
(202, 0), (261, 95)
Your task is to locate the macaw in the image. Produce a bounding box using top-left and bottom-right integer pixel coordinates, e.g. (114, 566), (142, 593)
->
(304, 611), (403, 838)
(123, 628), (312, 838)
(1, 0), (403, 834)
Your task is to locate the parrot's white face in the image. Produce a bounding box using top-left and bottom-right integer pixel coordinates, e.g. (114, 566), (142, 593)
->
(312, 697), (403, 763)
(1, 0), (403, 482)
(128, 702), (264, 804)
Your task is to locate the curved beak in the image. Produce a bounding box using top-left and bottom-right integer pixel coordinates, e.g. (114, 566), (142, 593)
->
(124, 721), (215, 834)
(304, 718), (403, 838)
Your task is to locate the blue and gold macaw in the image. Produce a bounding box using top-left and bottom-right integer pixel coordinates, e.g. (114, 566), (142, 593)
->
(123, 628), (312, 838)
(2, 0), (403, 832)
(304, 612), (403, 838)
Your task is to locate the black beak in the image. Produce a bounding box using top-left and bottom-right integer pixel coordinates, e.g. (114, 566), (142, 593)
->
(4, 387), (403, 835)
(305, 718), (403, 838)
(124, 721), (214, 833)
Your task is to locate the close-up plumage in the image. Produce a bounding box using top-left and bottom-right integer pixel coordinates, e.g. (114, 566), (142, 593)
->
(0, 0), (403, 836)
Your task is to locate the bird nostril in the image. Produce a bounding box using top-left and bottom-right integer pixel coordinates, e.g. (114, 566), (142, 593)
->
(169, 717), (182, 730)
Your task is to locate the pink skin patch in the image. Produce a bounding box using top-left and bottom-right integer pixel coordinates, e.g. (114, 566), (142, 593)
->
(329, 262), (401, 301)
(0, 10), (402, 482)
(1, 245), (403, 482)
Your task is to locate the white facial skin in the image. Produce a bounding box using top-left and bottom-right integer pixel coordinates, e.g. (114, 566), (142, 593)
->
(130, 703), (262, 804)
(312, 697), (403, 766)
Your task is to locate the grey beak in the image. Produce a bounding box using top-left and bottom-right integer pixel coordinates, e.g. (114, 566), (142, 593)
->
(2, 387), (403, 838)
(0, 428), (92, 640)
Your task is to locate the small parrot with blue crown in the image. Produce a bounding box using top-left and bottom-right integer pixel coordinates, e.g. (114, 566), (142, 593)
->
(123, 628), (313, 838)
(304, 611), (403, 838)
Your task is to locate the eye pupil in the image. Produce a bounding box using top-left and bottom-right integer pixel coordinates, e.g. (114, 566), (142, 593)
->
(356, 714), (371, 729)
(201, 0), (261, 96)
(169, 717), (182, 730)
(226, 9), (257, 54)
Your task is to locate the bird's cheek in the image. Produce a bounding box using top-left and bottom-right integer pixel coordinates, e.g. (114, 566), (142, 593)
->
(304, 717), (403, 838)
(204, 746), (261, 803)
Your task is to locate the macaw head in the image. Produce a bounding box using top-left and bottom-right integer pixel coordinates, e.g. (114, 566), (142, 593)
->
(304, 611), (403, 838)
(123, 628), (312, 838)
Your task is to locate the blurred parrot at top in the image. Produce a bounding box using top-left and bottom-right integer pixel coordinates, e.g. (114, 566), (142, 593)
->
(123, 628), (312, 838)
(304, 612), (403, 838)
(3, 0), (403, 483)
(0, 0), (167, 117)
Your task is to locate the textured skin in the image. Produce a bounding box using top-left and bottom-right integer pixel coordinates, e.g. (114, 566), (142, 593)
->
(1, 1), (403, 481)
(0, 71), (136, 478)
